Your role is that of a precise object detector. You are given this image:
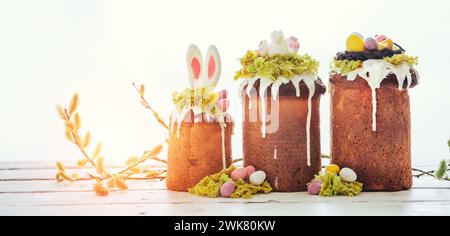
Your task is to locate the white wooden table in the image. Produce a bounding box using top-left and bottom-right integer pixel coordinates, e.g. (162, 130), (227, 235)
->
(0, 162), (449, 216)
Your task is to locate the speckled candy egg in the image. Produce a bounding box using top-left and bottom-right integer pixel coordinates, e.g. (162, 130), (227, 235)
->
(325, 164), (341, 175)
(339, 168), (357, 183)
(249, 171), (266, 185)
(231, 168), (247, 181)
(307, 180), (322, 195)
(376, 34), (388, 42)
(346, 32), (366, 52)
(365, 37), (378, 51)
(245, 166), (256, 177)
(220, 181), (236, 198)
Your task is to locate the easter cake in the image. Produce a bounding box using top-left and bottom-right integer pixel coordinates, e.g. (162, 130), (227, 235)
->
(329, 33), (419, 191)
(166, 44), (234, 192)
(235, 31), (326, 192)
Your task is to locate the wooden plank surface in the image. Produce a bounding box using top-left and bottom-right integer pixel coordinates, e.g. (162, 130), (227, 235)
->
(0, 162), (449, 216)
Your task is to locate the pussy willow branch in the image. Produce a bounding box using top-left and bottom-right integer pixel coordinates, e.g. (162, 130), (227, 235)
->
(132, 82), (169, 130)
(63, 110), (98, 169)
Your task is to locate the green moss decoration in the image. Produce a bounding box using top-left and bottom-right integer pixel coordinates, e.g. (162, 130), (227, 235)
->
(188, 165), (273, 199)
(331, 54), (419, 74)
(315, 172), (363, 197)
(172, 87), (219, 116)
(231, 179), (273, 199)
(188, 166), (236, 198)
(330, 59), (363, 74)
(384, 54), (419, 66)
(234, 50), (319, 81)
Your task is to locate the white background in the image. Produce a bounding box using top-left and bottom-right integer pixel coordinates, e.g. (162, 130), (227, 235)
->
(0, 0), (449, 166)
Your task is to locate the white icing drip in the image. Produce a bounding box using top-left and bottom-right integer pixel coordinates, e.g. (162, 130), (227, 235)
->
(303, 77), (316, 167)
(219, 116), (227, 170)
(237, 74), (319, 166)
(238, 79), (250, 102)
(273, 147), (278, 160)
(342, 60), (415, 132)
(291, 77), (302, 97)
(259, 78), (273, 138)
(171, 107), (191, 138)
(271, 77), (290, 101)
(246, 79), (258, 110)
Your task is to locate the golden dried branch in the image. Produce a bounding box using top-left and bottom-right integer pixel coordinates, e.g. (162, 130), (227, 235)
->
(132, 82), (169, 130)
(56, 93), (168, 197)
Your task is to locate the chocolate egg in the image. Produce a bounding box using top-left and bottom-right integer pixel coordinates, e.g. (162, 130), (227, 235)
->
(220, 181), (236, 198)
(346, 32), (366, 52)
(231, 168), (247, 181)
(383, 38), (394, 50)
(325, 164), (341, 175)
(376, 34), (388, 42)
(339, 168), (357, 183)
(249, 171), (266, 185)
(377, 38), (394, 51)
(365, 37), (378, 51)
(307, 180), (322, 195)
(245, 166), (256, 177)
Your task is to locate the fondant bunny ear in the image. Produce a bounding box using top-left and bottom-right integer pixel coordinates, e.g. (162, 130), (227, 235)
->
(186, 44), (203, 89)
(203, 45), (221, 88)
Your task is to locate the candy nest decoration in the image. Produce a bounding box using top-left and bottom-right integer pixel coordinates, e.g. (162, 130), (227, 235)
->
(329, 32), (419, 191)
(307, 164), (363, 197)
(189, 166), (272, 199)
(235, 31), (326, 192)
(166, 44), (234, 192)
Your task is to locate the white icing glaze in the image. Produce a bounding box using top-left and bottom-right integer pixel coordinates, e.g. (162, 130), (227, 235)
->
(259, 78), (273, 138)
(274, 177), (279, 190)
(273, 147), (278, 160)
(238, 74), (319, 166)
(343, 59), (415, 131)
(219, 116), (227, 170)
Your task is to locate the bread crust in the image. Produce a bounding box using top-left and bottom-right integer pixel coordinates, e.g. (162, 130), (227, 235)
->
(166, 113), (233, 192)
(242, 81), (323, 192)
(330, 73), (413, 191)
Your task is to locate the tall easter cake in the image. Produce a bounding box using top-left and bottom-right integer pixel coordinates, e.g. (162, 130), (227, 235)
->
(329, 33), (419, 191)
(166, 45), (234, 192)
(235, 31), (326, 192)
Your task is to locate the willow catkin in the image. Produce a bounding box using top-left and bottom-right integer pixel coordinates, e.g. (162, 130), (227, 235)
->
(56, 162), (65, 172)
(74, 112), (81, 130)
(93, 181), (109, 196)
(93, 143), (102, 159)
(57, 171), (75, 182)
(68, 94), (79, 116)
(56, 105), (66, 120)
(145, 145), (163, 158)
(83, 132), (91, 149)
(114, 176), (128, 191)
(96, 157), (104, 175)
(77, 159), (87, 168)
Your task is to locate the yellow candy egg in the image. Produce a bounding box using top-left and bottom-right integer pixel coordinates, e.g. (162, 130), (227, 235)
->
(383, 39), (394, 50)
(346, 33), (366, 52)
(377, 38), (394, 51)
(325, 164), (341, 174)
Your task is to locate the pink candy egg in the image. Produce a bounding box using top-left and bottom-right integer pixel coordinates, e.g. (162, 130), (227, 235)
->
(365, 37), (378, 51)
(231, 168), (247, 181)
(307, 180), (322, 195)
(245, 166), (256, 177)
(376, 35), (388, 42)
(220, 181), (235, 198)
